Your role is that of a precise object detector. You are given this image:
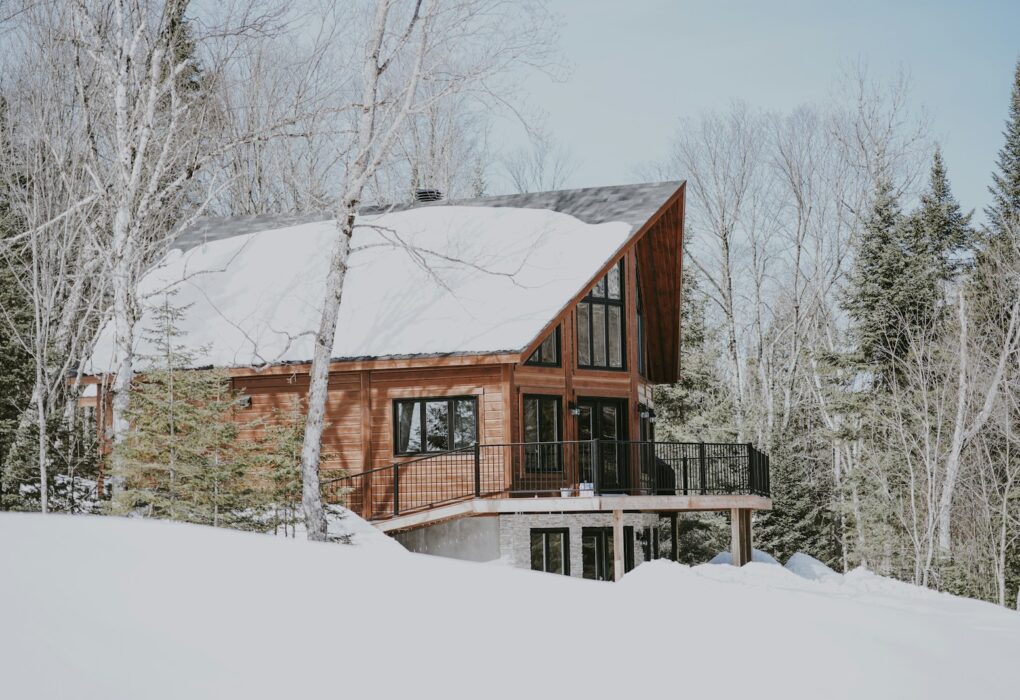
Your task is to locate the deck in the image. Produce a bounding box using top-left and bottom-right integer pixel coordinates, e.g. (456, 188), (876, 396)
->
(321, 440), (771, 528)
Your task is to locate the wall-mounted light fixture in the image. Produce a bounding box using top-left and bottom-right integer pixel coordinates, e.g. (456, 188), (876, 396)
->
(568, 400), (581, 416)
(235, 394), (252, 409)
(639, 407), (657, 423)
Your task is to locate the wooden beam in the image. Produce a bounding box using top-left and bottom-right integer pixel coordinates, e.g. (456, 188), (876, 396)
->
(731, 508), (752, 566)
(740, 508), (752, 564)
(612, 509), (625, 582)
(373, 495), (772, 533)
(731, 508), (743, 566)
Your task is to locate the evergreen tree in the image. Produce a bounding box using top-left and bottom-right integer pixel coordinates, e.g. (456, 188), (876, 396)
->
(844, 177), (912, 372)
(0, 96), (36, 510)
(654, 266), (736, 442)
(986, 58), (1020, 239)
(111, 296), (257, 528)
(908, 147), (975, 282)
(255, 399), (306, 537)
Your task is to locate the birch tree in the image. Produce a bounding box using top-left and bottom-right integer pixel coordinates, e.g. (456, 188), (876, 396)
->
(299, 0), (555, 540)
(0, 7), (107, 511)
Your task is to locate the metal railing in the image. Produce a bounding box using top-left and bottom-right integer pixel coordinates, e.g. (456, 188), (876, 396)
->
(320, 440), (770, 522)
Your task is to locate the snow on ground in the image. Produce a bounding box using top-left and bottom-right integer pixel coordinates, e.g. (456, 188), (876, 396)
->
(708, 547), (781, 566)
(86, 206), (632, 371)
(3, 514), (1019, 700)
(272, 505), (407, 553)
(784, 551), (839, 581)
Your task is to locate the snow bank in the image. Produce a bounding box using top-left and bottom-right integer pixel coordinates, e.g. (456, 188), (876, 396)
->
(87, 206), (632, 371)
(273, 505), (406, 553)
(708, 547), (781, 566)
(3, 514), (1019, 700)
(785, 552), (839, 581)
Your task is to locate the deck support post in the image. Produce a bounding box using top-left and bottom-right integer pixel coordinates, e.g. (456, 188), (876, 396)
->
(730, 508), (752, 566)
(612, 509), (624, 581)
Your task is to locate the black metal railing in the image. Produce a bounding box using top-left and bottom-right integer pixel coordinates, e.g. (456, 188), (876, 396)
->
(320, 440), (770, 521)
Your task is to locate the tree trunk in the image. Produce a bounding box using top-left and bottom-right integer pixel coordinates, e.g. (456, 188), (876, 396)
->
(299, 208), (355, 541)
(33, 382), (47, 513)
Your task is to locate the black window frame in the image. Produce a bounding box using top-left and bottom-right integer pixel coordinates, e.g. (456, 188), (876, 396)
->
(636, 263), (647, 377)
(581, 526), (635, 581)
(522, 394), (563, 473)
(525, 326), (561, 367)
(530, 528), (570, 575)
(577, 260), (626, 371)
(392, 396), (478, 456)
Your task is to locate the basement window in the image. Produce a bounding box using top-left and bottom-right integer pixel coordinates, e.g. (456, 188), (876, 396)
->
(393, 397), (477, 455)
(530, 528), (569, 575)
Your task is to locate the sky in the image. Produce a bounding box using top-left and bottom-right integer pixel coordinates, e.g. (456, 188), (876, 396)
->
(495, 0), (1019, 224)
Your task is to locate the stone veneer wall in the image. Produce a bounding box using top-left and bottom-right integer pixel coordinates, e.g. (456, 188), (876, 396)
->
(498, 512), (668, 578)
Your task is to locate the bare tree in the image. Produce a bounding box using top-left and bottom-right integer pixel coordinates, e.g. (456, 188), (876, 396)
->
(299, 0), (555, 540)
(502, 121), (576, 194)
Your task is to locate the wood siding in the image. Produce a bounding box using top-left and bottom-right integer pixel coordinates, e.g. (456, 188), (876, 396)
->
(90, 183), (686, 515)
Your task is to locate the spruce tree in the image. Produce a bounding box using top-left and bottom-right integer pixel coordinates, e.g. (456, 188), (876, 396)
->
(844, 177), (912, 372)
(986, 58), (1020, 239)
(255, 399), (306, 537)
(0, 97), (36, 510)
(654, 266), (736, 442)
(111, 296), (255, 528)
(909, 147), (974, 282)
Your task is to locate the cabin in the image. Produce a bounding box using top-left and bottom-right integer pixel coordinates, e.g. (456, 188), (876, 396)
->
(84, 181), (770, 579)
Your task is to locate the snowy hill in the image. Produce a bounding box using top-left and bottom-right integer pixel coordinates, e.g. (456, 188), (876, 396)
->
(2, 514), (1019, 699)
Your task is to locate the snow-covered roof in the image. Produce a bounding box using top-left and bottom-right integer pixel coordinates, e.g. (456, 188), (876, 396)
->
(87, 182), (682, 372)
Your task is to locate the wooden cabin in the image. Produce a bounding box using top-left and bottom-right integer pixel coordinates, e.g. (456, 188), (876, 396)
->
(85, 182), (770, 579)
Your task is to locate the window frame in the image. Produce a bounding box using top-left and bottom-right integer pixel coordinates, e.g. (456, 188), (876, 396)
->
(636, 263), (647, 377)
(577, 260), (627, 371)
(524, 326), (561, 367)
(522, 393), (564, 473)
(392, 396), (479, 456)
(529, 527), (570, 575)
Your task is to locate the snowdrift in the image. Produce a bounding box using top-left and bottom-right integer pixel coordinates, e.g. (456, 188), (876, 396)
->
(2, 514), (1019, 700)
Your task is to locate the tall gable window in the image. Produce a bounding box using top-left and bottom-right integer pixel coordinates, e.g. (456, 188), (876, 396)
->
(394, 397), (477, 455)
(525, 327), (561, 367)
(577, 260), (625, 370)
(636, 264), (646, 377)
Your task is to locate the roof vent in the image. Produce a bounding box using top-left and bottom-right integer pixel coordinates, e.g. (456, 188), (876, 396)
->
(414, 188), (443, 202)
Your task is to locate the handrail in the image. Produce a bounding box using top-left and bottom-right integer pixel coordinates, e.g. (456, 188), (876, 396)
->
(322, 439), (770, 521)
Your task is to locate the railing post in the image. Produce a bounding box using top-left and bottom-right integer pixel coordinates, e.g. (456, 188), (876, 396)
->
(747, 443), (754, 494)
(392, 462), (400, 517)
(698, 441), (707, 495)
(593, 438), (601, 495)
(474, 443), (481, 498)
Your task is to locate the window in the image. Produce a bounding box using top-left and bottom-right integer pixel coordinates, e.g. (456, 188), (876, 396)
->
(577, 260), (625, 370)
(636, 264), (647, 377)
(530, 528), (569, 575)
(525, 326), (561, 366)
(393, 397), (477, 455)
(638, 525), (660, 562)
(523, 395), (562, 472)
(582, 526), (634, 581)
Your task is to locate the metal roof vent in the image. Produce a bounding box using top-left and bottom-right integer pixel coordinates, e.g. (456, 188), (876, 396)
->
(414, 188), (443, 202)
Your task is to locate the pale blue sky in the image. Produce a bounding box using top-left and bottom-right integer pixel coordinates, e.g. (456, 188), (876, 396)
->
(498, 0), (1019, 223)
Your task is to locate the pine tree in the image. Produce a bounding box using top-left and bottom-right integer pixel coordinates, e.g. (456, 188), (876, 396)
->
(986, 58), (1020, 239)
(844, 177), (912, 372)
(255, 399), (306, 537)
(654, 266), (736, 442)
(111, 296), (255, 528)
(910, 147), (975, 282)
(0, 96), (36, 510)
